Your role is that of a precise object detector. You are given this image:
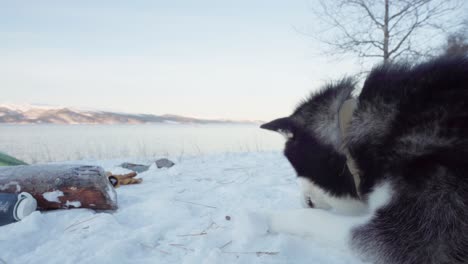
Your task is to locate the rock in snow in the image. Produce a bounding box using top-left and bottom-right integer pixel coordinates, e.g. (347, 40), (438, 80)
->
(120, 162), (150, 173)
(155, 158), (175, 169)
(0, 152), (365, 264)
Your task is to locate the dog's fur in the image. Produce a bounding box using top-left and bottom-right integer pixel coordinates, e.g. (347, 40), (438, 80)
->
(261, 55), (468, 264)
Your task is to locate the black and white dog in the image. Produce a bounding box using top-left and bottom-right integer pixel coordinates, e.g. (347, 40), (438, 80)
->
(261, 55), (468, 264)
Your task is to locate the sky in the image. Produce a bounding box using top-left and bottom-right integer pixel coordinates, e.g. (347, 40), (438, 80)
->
(0, 0), (454, 121)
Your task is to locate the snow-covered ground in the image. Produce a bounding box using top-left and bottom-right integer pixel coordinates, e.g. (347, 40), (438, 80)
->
(0, 152), (366, 264)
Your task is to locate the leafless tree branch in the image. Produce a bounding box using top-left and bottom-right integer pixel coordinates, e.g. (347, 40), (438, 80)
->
(348, 0), (384, 28)
(307, 0), (464, 65)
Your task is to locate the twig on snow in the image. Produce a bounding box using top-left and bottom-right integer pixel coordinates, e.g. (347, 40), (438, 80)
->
(169, 244), (195, 252)
(158, 249), (171, 255)
(64, 216), (99, 231)
(173, 199), (217, 209)
(219, 240), (232, 250)
(222, 251), (279, 257)
(177, 220), (219, 237)
(222, 166), (256, 171)
(177, 231), (207, 237)
(139, 243), (171, 255)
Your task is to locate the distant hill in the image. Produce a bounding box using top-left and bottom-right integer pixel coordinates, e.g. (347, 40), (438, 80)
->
(0, 104), (260, 125)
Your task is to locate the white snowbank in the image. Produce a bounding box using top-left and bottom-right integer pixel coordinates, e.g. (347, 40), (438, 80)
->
(0, 152), (366, 264)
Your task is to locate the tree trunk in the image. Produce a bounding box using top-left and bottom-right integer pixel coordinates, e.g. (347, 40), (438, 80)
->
(383, 0), (390, 62)
(0, 165), (117, 210)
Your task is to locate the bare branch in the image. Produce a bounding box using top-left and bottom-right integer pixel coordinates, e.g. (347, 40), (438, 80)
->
(388, 0), (428, 21)
(388, 20), (421, 57)
(308, 0), (464, 65)
(348, 0), (384, 28)
(360, 54), (385, 58)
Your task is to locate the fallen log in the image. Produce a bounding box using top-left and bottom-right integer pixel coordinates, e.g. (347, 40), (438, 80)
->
(0, 165), (117, 210)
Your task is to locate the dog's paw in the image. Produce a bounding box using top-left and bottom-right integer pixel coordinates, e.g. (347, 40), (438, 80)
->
(268, 209), (323, 236)
(231, 211), (270, 242)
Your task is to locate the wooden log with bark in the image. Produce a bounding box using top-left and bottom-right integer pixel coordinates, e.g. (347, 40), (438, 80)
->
(0, 164), (117, 210)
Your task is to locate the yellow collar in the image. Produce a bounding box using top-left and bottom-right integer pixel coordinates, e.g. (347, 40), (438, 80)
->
(338, 98), (361, 197)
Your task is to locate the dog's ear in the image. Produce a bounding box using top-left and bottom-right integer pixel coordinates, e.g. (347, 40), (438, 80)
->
(296, 78), (355, 117)
(293, 78), (356, 149)
(260, 117), (295, 139)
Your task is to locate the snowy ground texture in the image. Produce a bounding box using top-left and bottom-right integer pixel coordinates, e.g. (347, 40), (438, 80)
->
(0, 152), (367, 264)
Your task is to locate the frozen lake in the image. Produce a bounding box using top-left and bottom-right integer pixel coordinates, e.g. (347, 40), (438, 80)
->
(0, 124), (284, 164)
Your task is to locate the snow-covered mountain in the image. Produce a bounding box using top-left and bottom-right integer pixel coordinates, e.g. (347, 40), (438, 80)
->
(0, 104), (258, 125)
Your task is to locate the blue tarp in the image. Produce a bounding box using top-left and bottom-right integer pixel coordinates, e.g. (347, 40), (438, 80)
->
(0, 152), (27, 166)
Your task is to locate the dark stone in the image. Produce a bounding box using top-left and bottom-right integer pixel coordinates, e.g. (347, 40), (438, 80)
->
(155, 158), (175, 169)
(120, 163), (150, 173)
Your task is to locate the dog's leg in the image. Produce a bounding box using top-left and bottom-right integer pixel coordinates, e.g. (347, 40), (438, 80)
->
(269, 209), (368, 246)
(269, 182), (392, 245)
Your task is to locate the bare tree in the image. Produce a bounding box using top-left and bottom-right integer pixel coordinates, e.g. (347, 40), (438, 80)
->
(308, 0), (465, 63)
(443, 20), (468, 55)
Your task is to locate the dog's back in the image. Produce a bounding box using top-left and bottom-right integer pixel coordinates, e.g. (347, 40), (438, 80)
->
(262, 55), (468, 264)
(348, 56), (468, 264)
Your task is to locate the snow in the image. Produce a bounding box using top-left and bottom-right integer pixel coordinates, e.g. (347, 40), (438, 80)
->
(65, 201), (82, 208)
(0, 103), (60, 112)
(0, 181), (21, 192)
(43, 191), (64, 203)
(0, 152), (366, 264)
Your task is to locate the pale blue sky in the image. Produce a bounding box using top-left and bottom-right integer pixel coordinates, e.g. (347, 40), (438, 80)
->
(0, 0), (419, 120)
